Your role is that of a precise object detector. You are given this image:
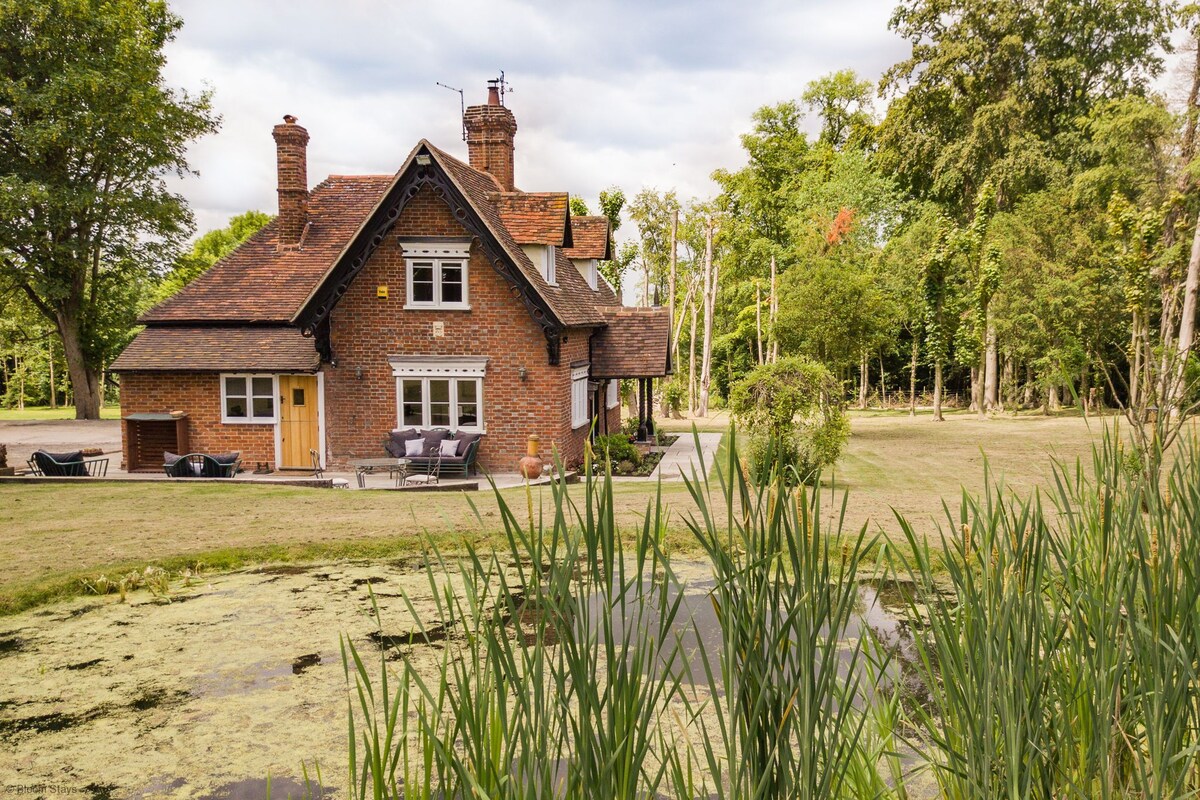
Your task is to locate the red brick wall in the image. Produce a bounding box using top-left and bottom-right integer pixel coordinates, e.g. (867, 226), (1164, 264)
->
(322, 184), (595, 472)
(118, 372), (276, 468)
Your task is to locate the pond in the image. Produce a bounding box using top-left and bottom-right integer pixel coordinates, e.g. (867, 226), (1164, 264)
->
(0, 560), (922, 798)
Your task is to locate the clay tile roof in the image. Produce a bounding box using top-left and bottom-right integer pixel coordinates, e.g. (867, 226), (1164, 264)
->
(426, 143), (609, 327)
(110, 327), (319, 372)
(141, 174), (395, 323)
(494, 192), (573, 247)
(562, 216), (611, 260)
(590, 307), (673, 378)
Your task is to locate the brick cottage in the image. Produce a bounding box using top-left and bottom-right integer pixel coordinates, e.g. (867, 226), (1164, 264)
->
(111, 85), (671, 475)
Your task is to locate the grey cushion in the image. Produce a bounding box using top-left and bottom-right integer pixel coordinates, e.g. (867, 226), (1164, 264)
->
(404, 438), (426, 457)
(384, 440), (404, 458)
(164, 451), (184, 466)
(453, 432), (482, 459)
(421, 430), (449, 457)
(210, 452), (239, 465)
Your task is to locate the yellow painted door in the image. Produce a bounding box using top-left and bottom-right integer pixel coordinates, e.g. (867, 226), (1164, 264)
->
(279, 375), (319, 469)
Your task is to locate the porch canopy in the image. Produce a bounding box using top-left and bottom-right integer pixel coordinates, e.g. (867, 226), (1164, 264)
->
(590, 307), (672, 440)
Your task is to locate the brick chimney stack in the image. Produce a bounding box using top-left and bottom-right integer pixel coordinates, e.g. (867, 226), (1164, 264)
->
(272, 115), (310, 245)
(464, 83), (518, 191)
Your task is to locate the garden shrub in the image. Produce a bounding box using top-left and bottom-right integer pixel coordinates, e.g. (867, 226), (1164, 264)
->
(594, 433), (641, 471)
(729, 356), (848, 484)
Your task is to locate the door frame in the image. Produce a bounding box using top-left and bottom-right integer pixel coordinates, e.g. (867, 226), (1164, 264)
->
(274, 372), (325, 470)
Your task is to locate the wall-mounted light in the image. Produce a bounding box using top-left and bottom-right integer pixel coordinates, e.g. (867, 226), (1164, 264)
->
(355, 367), (363, 380)
(518, 366), (527, 382)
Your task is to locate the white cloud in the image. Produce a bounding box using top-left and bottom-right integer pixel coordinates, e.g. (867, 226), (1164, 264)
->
(163, 0), (913, 234)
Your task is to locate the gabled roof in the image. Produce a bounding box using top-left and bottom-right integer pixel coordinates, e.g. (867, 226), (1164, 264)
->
(590, 307), (673, 378)
(142, 175), (394, 323)
(132, 136), (637, 369)
(562, 216), (611, 260)
(110, 327), (319, 372)
(494, 193), (573, 247)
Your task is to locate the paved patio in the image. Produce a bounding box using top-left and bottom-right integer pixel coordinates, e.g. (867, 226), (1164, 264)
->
(0, 418), (712, 489)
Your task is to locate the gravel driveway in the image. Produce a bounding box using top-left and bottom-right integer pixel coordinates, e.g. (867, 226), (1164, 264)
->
(0, 419), (121, 468)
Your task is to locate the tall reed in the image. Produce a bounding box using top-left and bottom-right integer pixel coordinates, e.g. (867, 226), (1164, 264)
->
(894, 426), (1200, 799)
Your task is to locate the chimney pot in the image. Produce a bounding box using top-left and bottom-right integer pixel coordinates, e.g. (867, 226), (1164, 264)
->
(487, 84), (500, 105)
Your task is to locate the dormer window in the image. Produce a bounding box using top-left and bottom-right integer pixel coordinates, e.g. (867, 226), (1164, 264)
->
(399, 238), (471, 310)
(573, 258), (599, 291)
(521, 244), (557, 285)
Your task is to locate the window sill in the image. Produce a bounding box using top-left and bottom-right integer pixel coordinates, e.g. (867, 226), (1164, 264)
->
(221, 417), (277, 425)
(403, 303), (471, 311)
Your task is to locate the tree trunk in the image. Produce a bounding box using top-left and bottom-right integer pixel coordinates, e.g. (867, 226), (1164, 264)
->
(1049, 382), (1060, 413)
(932, 361), (944, 421)
(57, 314), (101, 419)
(1171, 217), (1200, 414)
(878, 354), (886, 409)
(755, 284), (763, 365)
(769, 255), (778, 363)
(698, 220), (716, 417)
(971, 366), (983, 416)
(663, 210), (678, 418)
(984, 324), (998, 411)
(1000, 356), (1013, 413)
(1129, 312), (1142, 411)
(689, 293), (698, 414)
(858, 351), (868, 409)
(1080, 365), (1090, 418)
(48, 334), (57, 409)
(909, 337), (918, 417)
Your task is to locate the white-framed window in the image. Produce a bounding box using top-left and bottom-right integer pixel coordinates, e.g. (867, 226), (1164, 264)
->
(571, 364), (590, 429)
(390, 356), (486, 431)
(522, 244), (557, 285)
(400, 239), (471, 310)
(221, 374), (276, 423)
(606, 379), (619, 409)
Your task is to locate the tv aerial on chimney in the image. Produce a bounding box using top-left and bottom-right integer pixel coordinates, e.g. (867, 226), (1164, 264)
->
(436, 81), (466, 141)
(490, 70), (512, 106)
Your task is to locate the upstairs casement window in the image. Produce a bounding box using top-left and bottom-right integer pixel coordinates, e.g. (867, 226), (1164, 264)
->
(522, 244), (557, 285)
(571, 364), (590, 429)
(390, 356), (486, 432)
(221, 374), (276, 423)
(606, 379), (620, 409)
(399, 238), (471, 310)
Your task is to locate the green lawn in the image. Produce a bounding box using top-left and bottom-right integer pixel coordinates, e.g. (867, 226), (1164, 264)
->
(0, 413), (1126, 615)
(0, 404), (121, 421)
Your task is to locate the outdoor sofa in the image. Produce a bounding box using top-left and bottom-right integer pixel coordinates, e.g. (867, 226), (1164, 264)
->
(163, 451), (241, 478)
(384, 428), (482, 477)
(26, 450), (109, 477)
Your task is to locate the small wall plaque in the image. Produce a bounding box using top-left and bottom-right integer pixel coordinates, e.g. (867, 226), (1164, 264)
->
(376, 285), (389, 298)
(432, 321), (445, 338)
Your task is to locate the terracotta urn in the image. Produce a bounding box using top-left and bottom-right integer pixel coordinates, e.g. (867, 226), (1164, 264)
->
(518, 434), (544, 479)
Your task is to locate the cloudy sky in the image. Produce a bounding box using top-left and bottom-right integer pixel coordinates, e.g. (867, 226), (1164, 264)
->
(163, 0), (914, 236)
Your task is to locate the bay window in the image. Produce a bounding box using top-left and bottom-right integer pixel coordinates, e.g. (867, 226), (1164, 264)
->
(571, 364), (590, 429)
(390, 356), (487, 432)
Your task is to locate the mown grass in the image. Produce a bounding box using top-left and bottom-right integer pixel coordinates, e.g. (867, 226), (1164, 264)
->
(1, 415), (1104, 615)
(0, 404), (122, 421)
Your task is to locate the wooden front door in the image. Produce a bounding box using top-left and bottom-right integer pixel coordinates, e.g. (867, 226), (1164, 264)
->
(279, 375), (319, 469)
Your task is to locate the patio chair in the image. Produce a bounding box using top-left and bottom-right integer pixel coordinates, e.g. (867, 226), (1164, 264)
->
(27, 450), (109, 477)
(163, 452), (241, 478)
(403, 448), (442, 487)
(310, 448), (350, 489)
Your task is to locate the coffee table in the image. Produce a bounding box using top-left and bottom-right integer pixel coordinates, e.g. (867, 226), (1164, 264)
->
(348, 457), (411, 488)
